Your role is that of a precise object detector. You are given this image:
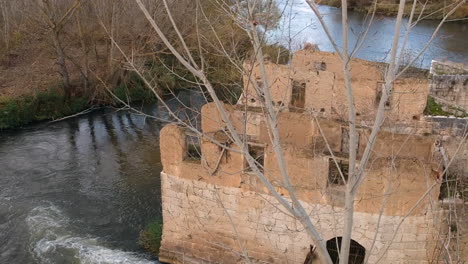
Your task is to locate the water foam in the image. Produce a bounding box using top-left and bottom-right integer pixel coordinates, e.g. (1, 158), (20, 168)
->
(26, 205), (157, 264)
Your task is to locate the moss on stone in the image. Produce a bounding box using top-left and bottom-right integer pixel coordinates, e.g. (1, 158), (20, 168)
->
(424, 96), (468, 117)
(139, 220), (163, 257)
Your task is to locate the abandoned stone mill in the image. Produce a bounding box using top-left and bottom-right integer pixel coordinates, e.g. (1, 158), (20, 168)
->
(157, 48), (468, 264)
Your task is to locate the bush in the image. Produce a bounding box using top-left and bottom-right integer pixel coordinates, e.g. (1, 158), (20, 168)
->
(139, 220), (163, 256)
(114, 72), (158, 104)
(262, 44), (291, 65)
(424, 96), (468, 117)
(0, 89), (89, 129)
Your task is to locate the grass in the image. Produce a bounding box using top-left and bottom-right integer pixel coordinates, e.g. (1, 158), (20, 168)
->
(114, 73), (158, 104)
(0, 72), (160, 130)
(139, 220), (163, 256)
(424, 96), (468, 117)
(0, 89), (88, 130)
(424, 96), (452, 116)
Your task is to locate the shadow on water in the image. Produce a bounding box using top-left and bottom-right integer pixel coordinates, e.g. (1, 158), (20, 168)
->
(0, 90), (205, 264)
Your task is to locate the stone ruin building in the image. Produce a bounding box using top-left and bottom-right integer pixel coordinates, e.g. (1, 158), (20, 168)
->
(157, 48), (467, 263)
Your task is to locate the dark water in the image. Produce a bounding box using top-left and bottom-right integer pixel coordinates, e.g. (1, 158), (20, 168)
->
(0, 91), (204, 264)
(272, 2), (468, 68)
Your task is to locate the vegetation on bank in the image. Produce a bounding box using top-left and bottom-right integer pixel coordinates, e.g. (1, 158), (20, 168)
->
(139, 220), (163, 257)
(0, 42), (290, 130)
(0, 89), (88, 129)
(0, 77), (163, 130)
(0, 0), (290, 130)
(319, 0), (468, 19)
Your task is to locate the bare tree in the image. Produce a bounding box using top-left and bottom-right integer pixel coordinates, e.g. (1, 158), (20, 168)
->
(36, 0), (83, 96)
(102, 0), (468, 263)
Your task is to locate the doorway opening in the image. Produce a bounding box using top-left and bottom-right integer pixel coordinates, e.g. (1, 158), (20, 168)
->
(326, 237), (365, 264)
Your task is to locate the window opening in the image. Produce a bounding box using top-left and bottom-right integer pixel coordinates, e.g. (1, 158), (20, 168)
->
(185, 133), (201, 162)
(384, 100), (391, 110)
(328, 159), (349, 185)
(256, 80), (263, 89)
(291, 80), (306, 108)
(314, 61), (327, 71)
(438, 170), (460, 201)
(245, 144), (265, 173)
(376, 82), (391, 110)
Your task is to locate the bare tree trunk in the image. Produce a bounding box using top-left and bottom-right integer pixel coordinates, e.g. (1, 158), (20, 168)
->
(248, 16), (333, 264)
(339, 0), (358, 262)
(51, 30), (72, 96)
(108, 0), (116, 76)
(132, 0), (334, 262)
(123, 1), (467, 263)
(76, 12), (90, 92)
(1, 0), (9, 51)
(37, 0), (82, 97)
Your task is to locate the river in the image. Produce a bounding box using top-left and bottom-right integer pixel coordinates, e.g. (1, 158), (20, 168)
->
(0, 91), (204, 264)
(271, 1), (468, 68)
(1, 3), (467, 264)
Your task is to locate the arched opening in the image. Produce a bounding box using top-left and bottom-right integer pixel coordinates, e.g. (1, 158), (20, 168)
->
(326, 237), (365, 264)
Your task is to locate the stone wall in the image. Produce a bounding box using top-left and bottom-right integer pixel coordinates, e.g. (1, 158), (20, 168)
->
(430, 60), (468, 76)
(157, 106), (449, 263)
(429, 60), (468, 114)
(241, 49), (429, 123)
(157, 53), (466, 264)
(159, 172), (446, 264)
(430, 75), (468, 113)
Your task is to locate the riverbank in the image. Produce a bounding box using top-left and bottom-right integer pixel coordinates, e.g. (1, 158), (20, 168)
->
(319, 1), (468, 19)
(0, 81), (158, 130)
(1, 57), (462, 130)
(0, 90), (89, 130)
(0, 42), (290, 130)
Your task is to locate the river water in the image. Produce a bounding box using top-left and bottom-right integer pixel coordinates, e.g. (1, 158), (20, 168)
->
(272, 1), (468, 68)
(0, 91), (204, 264)
(1, 3), (467, 264)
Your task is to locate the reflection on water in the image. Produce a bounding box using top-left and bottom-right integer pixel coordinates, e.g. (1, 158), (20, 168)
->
(0, 91), (204, 264)
(271, 1), (468, 68)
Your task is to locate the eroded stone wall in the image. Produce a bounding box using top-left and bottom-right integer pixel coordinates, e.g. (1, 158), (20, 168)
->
(430, 75), (468, 113)
(158, 114), (448, 263)
(159, 172), (446, 264)
(241, 49), (429, 123)
(429, 60), (468, 114)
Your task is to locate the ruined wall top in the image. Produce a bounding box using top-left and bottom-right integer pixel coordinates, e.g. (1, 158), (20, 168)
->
(429, 60), (468, 114)
(239, 49), (429, 123)
(159, 102), (442, 217)
(430, 60), (468, 76)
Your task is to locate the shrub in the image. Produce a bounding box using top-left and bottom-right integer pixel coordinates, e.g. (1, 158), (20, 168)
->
(139, 220), (163, 256)
(0, 89), (89, 129)
(424, 96), (468, 117)
(424, 97), (451, 116)
(114, 72), (158, 104)
(262, 44), (291, 65)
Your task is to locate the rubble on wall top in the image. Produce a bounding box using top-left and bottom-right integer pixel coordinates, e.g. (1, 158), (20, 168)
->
(430, 60), (468, 76)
